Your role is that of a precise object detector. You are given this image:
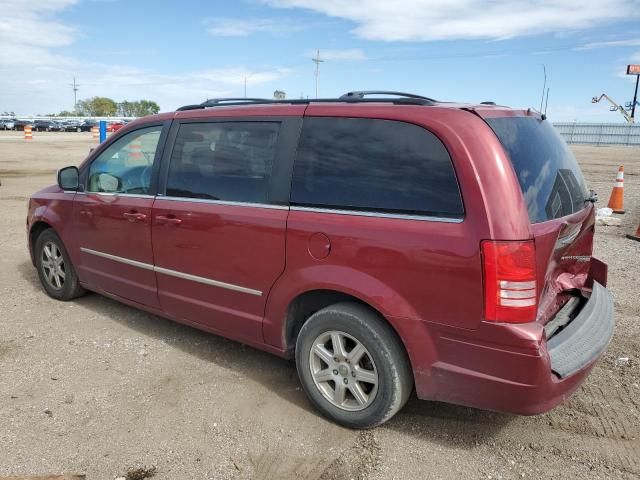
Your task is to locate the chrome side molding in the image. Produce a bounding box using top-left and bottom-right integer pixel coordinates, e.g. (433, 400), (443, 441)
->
(80, 247), (262, 296)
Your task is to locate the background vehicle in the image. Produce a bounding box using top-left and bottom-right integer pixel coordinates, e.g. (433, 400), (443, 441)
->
(26, 92), (614, 428)
(78, 120), (98, 132)
(106, 121), (125, 133)
(13, 119), (33, 131)
(33, 120), (60, 132)
(62, 120), (82, 131)
(0, 119), (16, 130)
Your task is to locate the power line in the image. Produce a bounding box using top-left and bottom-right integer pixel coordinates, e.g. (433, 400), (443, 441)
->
(312, 49), (324, 98)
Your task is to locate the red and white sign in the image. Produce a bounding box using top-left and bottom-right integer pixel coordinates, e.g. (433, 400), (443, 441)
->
(627, 64), (640, 75)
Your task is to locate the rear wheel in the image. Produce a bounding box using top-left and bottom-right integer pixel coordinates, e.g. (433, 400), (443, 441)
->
(295, 302), (413, 428)
(34, 229), (86, 301)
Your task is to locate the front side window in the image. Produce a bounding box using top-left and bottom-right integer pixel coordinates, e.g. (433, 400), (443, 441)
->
(87, 126), (162, 194)
(166, 122), (280, 204)
(291, 117), (464, 218)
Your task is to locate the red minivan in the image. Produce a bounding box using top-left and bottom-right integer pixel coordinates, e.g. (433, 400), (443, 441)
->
(27, 92), (614, 428)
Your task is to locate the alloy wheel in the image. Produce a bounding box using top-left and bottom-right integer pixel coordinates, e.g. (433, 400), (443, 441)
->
(309, 330), (379, 411)
(41, 241), (66, 290)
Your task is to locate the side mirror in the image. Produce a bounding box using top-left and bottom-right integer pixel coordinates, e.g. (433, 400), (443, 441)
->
(57, 166), (79, 191)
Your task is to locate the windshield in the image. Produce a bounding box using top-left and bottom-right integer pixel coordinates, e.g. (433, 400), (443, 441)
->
(486, 116), (588, 223)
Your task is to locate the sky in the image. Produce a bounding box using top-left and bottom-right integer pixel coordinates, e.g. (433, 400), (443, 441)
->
(1, 0), (640, 121)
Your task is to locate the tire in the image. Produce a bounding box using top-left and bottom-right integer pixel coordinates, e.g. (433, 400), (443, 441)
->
(76, 127), (81, 133)
(295, 302), (413, 428)
(34, 229), (86, 301)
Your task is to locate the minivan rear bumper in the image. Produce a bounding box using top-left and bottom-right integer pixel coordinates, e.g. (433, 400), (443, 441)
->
(413, 281), (614, 415)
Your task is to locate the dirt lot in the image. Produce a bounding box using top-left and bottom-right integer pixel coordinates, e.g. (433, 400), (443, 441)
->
(0, 131), (638, 480)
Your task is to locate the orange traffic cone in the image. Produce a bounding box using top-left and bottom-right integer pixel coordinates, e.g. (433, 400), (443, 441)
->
(627, 223), (640, 242)
(128, 140), (143, 161)
(607, 165), (625, 214)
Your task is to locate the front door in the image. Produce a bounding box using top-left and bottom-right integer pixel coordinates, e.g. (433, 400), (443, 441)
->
(151, 120), (295, 343)
(74, 125), (164, 307)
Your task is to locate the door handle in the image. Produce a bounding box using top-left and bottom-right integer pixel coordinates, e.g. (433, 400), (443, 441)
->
(155, 215), (182, 225)
(123, 212), (147, 222)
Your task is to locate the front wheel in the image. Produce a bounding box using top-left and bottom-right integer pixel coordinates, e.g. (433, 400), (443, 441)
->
(295, 302), (413, 428)
(34, 229), (86, 301)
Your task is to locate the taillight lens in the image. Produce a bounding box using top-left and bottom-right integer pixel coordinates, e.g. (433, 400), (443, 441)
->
(482, 240), (537, 323)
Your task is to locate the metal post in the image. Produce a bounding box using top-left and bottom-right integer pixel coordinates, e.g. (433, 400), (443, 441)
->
(632, 74), (639, 121)
(312, 49), (324, 99)
(99, 120), (107, 143)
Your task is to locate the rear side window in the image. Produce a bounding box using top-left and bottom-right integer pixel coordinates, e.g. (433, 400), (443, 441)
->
(291, 118), (463, 218)
(486, 117), (588, 223)
(166, 122), (280, 203)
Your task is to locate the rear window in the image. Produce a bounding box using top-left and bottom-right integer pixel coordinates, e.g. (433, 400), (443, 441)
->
(291, 117), (463, 218)
(486, 117), (588, 223)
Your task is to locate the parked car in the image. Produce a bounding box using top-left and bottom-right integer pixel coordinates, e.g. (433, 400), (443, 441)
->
(106, 121), (125, 133)
(0, 119), (16, 130)
(62, 120), (83, 132)
(14, 119), (34, 131)
(33, 120), (59, 132)
(27, 92), (614, 428)
(78, 120), (98, 132)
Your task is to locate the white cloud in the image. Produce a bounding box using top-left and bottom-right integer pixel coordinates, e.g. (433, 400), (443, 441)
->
(205, 17), (301, 37)
(310, 49), (367, 61)
(578, 38), (640, 50)
(265, 0), (640, 42)
(0, 3), (291, 114)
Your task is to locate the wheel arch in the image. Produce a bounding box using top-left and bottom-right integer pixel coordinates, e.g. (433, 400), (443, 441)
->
(283, 289), (413, 371)
(29, 220), (54, 262)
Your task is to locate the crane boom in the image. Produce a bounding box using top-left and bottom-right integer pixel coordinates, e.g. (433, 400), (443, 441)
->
(592, 94), (634, 123)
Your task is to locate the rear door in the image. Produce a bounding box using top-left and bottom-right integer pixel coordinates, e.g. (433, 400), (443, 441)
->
(151, 116), (301, 343)
(485, 116), (595, 323)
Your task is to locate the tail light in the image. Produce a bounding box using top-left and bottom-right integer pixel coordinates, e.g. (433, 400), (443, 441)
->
(482, 240), (537, 323)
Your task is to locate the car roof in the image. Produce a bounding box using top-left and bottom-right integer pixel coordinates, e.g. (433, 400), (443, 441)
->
(132, 94), (541, 126)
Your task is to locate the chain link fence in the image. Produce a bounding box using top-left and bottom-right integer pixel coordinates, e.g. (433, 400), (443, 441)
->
(553, 122), (640, 145)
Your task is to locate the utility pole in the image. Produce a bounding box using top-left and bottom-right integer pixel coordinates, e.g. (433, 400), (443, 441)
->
(632, 74), (639, 121)
(312, 49), (324, 98)
(70, 77), (80, 109)
(625, 64), (640, 122)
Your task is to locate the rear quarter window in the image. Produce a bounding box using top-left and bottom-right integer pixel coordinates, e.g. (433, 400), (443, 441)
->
(291, 117), (463, 218)
(486, 117), (588, 223)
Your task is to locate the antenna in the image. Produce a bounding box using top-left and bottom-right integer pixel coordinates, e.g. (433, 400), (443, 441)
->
(539, 65), (547, 113)
(69, 77), (80, 109)
(544, 87), (550, 115)
(312, 49), (324, 99)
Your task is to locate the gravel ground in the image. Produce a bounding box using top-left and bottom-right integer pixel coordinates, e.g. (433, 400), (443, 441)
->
(0, 131), (638, 479)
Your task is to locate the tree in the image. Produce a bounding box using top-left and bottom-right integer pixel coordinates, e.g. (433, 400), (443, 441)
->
(117, 99), (160, 117)
(117, 100), (135, 117)
(135, 99), (160, 116)
(76, 97), (118, 116)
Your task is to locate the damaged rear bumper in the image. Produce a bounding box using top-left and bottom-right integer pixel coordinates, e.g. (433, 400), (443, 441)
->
(547, 281), (614, 378)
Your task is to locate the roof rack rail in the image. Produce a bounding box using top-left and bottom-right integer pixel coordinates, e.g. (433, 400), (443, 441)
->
(176, 98), (271, 111)
(175, 93), (439, 111)
(340, 91), (437, 104)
